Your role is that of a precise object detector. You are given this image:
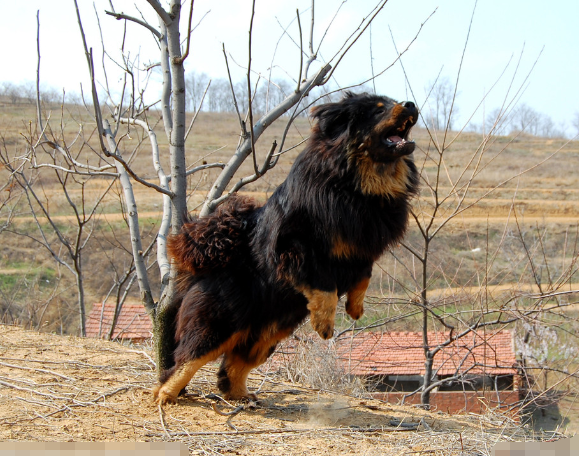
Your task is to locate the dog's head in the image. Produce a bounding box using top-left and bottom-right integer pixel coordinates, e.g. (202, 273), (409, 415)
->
(310, 92), (419, 197)
(311, 91), (418, 163)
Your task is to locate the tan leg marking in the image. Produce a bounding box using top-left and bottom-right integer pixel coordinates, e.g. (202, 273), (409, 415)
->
(153, 357), (213, 405)
(221, 353), (255, 400)
(153, 330), (249, 405)
(298, 286), (338, 339)
(223, 325), (294, 400)
(345, 277), (370, 320)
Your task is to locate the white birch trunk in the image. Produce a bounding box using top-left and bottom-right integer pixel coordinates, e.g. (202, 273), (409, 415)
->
(103, 120), (155, 314)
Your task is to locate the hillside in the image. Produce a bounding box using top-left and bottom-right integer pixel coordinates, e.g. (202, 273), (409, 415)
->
(2, 103), (579, 336)
(0, 324), (535, 454)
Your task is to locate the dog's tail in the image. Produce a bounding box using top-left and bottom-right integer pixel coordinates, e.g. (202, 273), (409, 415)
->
(168, 194), (260, 275)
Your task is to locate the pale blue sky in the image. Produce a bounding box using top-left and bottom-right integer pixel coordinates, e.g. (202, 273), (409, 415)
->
(1, 0), (578, 135)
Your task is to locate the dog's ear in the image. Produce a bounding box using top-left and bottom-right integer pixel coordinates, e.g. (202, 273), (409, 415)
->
(311, 102), (351, 141)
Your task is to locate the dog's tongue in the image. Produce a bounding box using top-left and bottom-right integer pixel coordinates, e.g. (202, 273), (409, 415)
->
(387, 135), (403, 143)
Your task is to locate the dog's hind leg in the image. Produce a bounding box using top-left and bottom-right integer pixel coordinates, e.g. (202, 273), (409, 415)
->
(345, 276), (370, 320)
(217, 353), (257, 401)
(298, 286), (338, 340)
(154, 354), (217, 405)
(218, 325), (293, 400)
(153, 330), (249, 405)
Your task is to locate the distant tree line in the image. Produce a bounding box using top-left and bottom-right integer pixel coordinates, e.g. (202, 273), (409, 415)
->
(484, 103), (569, 139)
(0, 81), (83, 106)
(422, 77), (575, 139)
(2, 78), (577, 139)
(0, 76), (338, 119)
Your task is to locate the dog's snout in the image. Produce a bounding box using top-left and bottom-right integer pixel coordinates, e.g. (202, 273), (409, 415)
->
(402, 101), (415, 109)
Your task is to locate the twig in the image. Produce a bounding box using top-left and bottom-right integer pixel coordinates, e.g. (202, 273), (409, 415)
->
(185, 79), (211, 141)
(296, 9), (304, 89)
(0, 361), (74, 381)
(211, 402), (244, 417)
(173, 0), (195, 64)
(223, 44), (247, 137)
(35, 11), (47, 143)
(246, 0), (258, 175)
(158, 403), (171, 438)
(185, 162), (226, 176)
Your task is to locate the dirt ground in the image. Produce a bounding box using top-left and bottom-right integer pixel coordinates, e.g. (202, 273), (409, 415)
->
(0, 324), (548, 455)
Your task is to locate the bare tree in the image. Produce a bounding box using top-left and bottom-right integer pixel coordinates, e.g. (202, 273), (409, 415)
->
(1, 128), (119, 336)
(184, 71), (211, 113)
(510, 103), (542, 136)
(572, 112), (579, 137)
(423, 76), (459, 132)
(1, 82), (20, 105)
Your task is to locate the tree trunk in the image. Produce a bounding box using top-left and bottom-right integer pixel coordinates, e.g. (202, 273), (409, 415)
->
(420, 239), (431, 408)
(75, 269), (86, 337)
(421, 352), (434, 409)
(154, 0), (188, 378)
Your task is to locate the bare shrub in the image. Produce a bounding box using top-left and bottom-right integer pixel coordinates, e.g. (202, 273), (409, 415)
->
(270, 330), (365, 396)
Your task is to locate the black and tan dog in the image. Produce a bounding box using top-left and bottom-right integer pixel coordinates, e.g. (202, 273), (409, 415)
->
(153, 92), (420, 405)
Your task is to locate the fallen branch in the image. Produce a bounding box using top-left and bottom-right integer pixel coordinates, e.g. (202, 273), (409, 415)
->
(211, 402), (245, 417)
(0, 361), (75, 381)
(146, 425), (420, 437)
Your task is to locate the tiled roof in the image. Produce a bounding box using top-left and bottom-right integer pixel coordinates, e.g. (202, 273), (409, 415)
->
(85, 301), (153, 341)
(335, 330), (517, 377)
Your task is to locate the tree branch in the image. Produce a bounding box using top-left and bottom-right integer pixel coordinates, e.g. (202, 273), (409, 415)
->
(145, 0), (172, 26)
(173, 0), (194, 64)
(105, 10), (161, 38)
(200, 63), (331, 216)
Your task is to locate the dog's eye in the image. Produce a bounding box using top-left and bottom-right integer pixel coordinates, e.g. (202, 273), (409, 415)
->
(375, 108), (385, 116)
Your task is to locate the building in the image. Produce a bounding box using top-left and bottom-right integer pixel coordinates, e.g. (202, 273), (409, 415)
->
(85, 301), (153, 343)
(268, 330), (520, 415)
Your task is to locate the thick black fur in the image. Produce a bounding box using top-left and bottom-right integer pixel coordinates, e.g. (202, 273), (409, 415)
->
(157, 92), (420, 402)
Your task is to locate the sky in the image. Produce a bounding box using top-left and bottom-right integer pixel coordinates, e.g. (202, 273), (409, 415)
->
(1, 0), (578, 136)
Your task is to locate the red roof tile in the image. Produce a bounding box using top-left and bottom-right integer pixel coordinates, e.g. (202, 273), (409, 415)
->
(85, 302), (153, 341)
(335, 330), (516, 376)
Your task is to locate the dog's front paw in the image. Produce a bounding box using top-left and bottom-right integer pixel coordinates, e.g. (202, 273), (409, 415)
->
(302, 287), (338, 339)
(310, 315), (334, 340)
(345, 296), (364, 320)
(345, 278), (369, 320)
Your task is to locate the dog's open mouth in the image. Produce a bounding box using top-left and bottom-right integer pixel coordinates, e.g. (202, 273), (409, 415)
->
(384, 135), (411, 147)
(381, 114), (416, 156)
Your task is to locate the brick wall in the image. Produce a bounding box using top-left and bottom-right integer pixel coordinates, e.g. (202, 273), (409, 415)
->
(373, 390), (520, 416)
